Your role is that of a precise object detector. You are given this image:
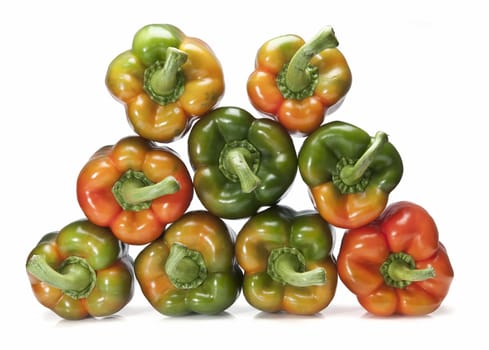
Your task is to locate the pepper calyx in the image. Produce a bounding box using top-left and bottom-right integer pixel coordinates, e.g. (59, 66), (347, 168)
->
(143, 47), (187, 105)
(332, 157), (372, 194)
(165, 243), (208, 289)
(332, 131), (388, 194)
(276, 64), (319, 100)
(380, 252), (436, 289)
(219, 140), (261, 193)
(276, 26), (339, 99)
(112, 169), (180, 211)
(267, 247), (326, 287)
(26, 255), (96, 299)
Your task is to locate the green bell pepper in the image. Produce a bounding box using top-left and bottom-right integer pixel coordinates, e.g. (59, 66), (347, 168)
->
(25, 219), (134, 320)
(188, 106), (298, 219)
(134, 211), (243, 316)
(298, 120), (403, 229)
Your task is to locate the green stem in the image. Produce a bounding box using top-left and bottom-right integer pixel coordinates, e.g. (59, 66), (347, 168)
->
(267, 247), (326, 287)
(340, 131), (388, 186)
(224, 148), (261, 193)
(143, 47), (187, 105)
(150, 47), (187, 95)
(120, 175), (179, 204)
(26, 255), (96, 299)
(285, 26), (338, 93)
(112, 169), (180, 211)
(165, 243), (208, 289)
(219, 140), (261, 193)
(380, 252), (436, 289)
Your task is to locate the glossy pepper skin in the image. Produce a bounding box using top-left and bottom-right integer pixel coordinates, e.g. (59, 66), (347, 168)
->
(247, 26), (352, 136)
(188, 106), (297, 219)
(298, 120), (403, 229)
(135, 211), (243, 316)
(337, 201), (454, 316)
(235, 206), (337, 315)
(77, 136), (193, 245)
(25, 219), (134, 320)
(106, 24), (225, 143)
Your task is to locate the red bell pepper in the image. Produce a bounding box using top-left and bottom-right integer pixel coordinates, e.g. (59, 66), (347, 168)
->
(337, 201), (454, 316)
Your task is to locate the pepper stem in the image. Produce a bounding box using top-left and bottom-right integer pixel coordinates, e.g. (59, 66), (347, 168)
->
(267, 247), (326, 287)
(165, 243), (208, 289)
(26, 255), (96, 299)
(112, 169), (180, 211)
(224, 149), (261, 193)
(144, 47), (187, 105)
(380, 252), (436, 289)
(285, 26), (339, 93)
(150, 47), (187, 95)
(219, 140), (261, 193)
(340, 131), (388, 186)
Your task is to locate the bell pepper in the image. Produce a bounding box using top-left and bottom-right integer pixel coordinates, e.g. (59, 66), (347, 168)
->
(134, 210), (243, 316)
(188, 106), (297, 219)
(25, 219), (134, 320)
(235, 205), (337, 315)
(247, 26), (352, 136)
(337, 201), (454, 316)
(77, 135), (193, 245)
(298, 120), (403, 229)
(106, 23), (225, 143)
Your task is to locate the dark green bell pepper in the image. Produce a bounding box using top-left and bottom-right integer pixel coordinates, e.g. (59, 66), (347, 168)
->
(188, 106), (297, 219)
(298, 120), (403, 229)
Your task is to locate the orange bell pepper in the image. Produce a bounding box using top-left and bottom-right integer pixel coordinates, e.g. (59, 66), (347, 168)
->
(76, 136), (193, 245)
(247, 26), (352, 136)
(106, 24), (225, 143)
(337, 201), (454, 316)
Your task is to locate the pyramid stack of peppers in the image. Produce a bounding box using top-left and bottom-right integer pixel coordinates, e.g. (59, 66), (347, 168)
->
(25, 24), (454, 320)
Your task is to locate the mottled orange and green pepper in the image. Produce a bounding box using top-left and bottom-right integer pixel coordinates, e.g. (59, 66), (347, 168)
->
(298, 121), (403, 229)
(235, 205), (337, 315)
(106, 24), (225, 143)
(26, 219), (134, 320)
(247, 26), (352, 136)
(135, 211), (242, 316)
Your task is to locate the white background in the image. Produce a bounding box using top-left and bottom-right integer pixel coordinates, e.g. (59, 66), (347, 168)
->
(1, 0), (487, 348)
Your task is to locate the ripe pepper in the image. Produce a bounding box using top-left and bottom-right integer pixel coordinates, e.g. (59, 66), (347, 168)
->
(298, 120), (403, 229)
(235, 205), (337, 315)
(25, 219), (134, 320)
(106, 24), (225, 143)
(188, 106), (297, 219)
(337, 201), (454, 316)
(134, 211), (243, 316)
(247, 26), (352, 136)
(77, 136), (193, 245)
